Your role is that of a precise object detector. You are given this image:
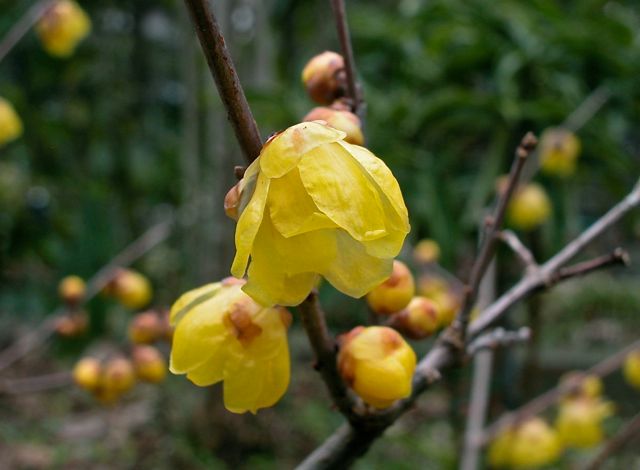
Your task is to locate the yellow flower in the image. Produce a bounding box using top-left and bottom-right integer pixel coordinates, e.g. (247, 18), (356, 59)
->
(36, 0), (91, 58)
(488, 418), (562, 469)
(623, 350), (640, 390)
(555, 397), (614, 448)
(559, 371), (603, 401)
(231, 121), (410, 307)
(337, 326), (416, 408)
(169, 278), (291, 414)
(0, 97), (23, 147)
(539, 128), (581, 177)
(506, 183), (552, 231)
(109, 269), (153, 310)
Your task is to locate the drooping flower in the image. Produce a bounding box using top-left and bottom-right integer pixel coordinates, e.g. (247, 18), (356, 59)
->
(169, 278), (291, 414)
(488, 418), (562, 469)
(0, 97), (23, 147)
(36, 0), (91, 58)
(539, 128), (581, 177)
(230, 121), (410, 307)
(555, 397), (614, 448)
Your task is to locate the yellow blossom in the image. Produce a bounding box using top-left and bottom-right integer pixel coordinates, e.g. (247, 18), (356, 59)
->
(36, 0), (91, 58)
(0, 97), (23, 147)
(555, 397), (614, 448)
(488, 418), (562, 469)
(539, 128), (581, 177)
(109, 269), (153, 310)
(337, 326), (416, 408)
(170, 278), (291, 414)
(231, 121), (410, 307)
(506, 183), (552, 231)
(623, 350), (640, 390)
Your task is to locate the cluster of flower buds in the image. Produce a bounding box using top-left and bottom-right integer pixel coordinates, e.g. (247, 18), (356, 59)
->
(539, 128), (581, 177)
(128, 309), (173, 344)
(103, 268), (153, 310)
(55, 275), (89, 338)
(489, 417), (561, 468)
(0, 97), (23, 147)
(36, 0), (91, 58)
(301, 52), (364, 146)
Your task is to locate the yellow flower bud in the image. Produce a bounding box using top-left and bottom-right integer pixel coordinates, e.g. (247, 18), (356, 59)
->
(555, 397), (614, 448)
(128, 310), (164, 344)
(366, 260), (415, 315)
(108, 269), (153, 310)
(102, 357), (136, 395)
(388, 296), (440, 339)
(54, 311), (89, 337)
(427, 288), (460, 328)
(539, 128), (581, 177)
(231, 121), (410, 307)
(72, 357), (101, 391)
(413, 239), (440, 264)
(559, 371), (603, 400)
(132, 345), (167, 383)
(338, 326), (416, 409)
(36, 0), (91, 58)
(488, 418), (562, 469)
(301, 51), (346, 104)
(170, 279), (291, 414)
(623, 350), (640, 390)
(302, 108), (364, 145)
(506, 183), (552, 231)
(0, 97), (23, 147)
(58, 275), (86, 305)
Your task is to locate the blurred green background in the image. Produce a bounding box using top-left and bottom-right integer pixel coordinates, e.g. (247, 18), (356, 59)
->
(1, 0), (639, 468)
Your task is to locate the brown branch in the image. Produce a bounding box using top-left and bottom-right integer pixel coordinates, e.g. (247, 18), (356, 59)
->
(182, 0), (262, 163)
(0, 371), (71, 394)
(498, 230), (537, 270)
(329, 0), (363, 118)
(0, 218), (173, 373)
(585, 411), (640, 470)
(466, 327), (531, 356)
(0, 0), (56, 63)
(480, 338), (640, 446)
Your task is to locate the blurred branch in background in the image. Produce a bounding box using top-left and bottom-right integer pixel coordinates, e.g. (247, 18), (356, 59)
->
(0, 0), (56, 63)
(585, 411), (640, 470)
(0, 370), (71, 395)
(562, 85), (611, 134)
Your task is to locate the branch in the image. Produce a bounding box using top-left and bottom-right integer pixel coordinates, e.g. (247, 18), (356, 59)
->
(480, 338), (640, 446)
(497, 230), (537, 270)
(0, 371), (71, 395)
(562, 85), (611, 133)
(585, 411), (640, 470)
(0, 0), (56, 64)
(182, 0), (263, 163)
(329, 0), (363, 118)
(0, 218), (173, 373)
(466, 327), (531, 356)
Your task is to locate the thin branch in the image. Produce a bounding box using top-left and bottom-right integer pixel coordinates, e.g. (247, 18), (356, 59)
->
(0, 371), (71, 394)
(552, 248), (629, 284)
(329, 0), (363, 118)
(585, 411), (640, 470)
(562, 85), (611, 133)
(0, 218), (173, 373)
(297, 292), (360, 422)
(498, 230), (537, 270)
(182, 0), (262, 163)
(480, 338), (640, 446)
(466, 327), (531, 356)
(0, 0), (56, 64)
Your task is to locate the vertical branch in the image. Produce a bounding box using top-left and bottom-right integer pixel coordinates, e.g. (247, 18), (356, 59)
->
(0, 0), (56, 63)
(329, 0), (363, 118)
(182, 0), (263, 163)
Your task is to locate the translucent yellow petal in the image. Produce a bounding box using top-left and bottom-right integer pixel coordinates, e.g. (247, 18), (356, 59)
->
(169, 282), (221, 325)
(362, 229), (407, 259)
(184, 344), (228, 386)
(231, 171), (270, 278)
(237, 157), (261, 214)
(268, 168), (338, 237)
(298, 143), (387, 241)
(259, 122), (345, 179)
(323, 231), (393, 298)
(243, 269), (318, 307)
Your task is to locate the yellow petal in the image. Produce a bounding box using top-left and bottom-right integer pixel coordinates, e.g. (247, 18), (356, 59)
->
(184, 343), (228, 386)
(169, 282), (221, 325)
(298, 142), (387, 241)
(231, 171), (270, 278)
(237, 157), (261, 214)
(259, 122), (345, 179)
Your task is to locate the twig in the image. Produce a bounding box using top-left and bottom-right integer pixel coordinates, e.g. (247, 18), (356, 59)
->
(0, 371), (71, 394)
(466, 327), (531, 356)
(585, 411), (640, 470)
(0, 0), (56, 64)
(498, 230), (537, 270)
(0, 218), (174, 373)
(480, 338), (640, 446)
(329, 0), (363, 118)
(552, 248), (629, 284)
(182, 0), (263, 163)
(297, 292), (360, 422)
(562, 85), (611, 133)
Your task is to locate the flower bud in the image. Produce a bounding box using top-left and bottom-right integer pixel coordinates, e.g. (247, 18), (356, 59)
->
(0, 97), (23, 147)
(301, 51), (346, 104)
(102, 357), (136, 394)
(555, 397), (614, 448)
(488, 418), (561, 469)
(58, 275), (86, 305)
(54, 311), (89, 337)
(302, 107), (364, 145)
(429, 289), (460, 328)
(506, 183), (552, 231)
(366, 260), (415, 315)
(539, 128), (581, 177)
(338, 326), (416, 408)
(413, 239), (440, 264)
(108, 269), (153, 310)
(72, 357), (102, 391)
(623, 350), (640, 390)
(132, 345), (167, 383)
(36, 0), (91, 58)
(128, 310), (164, 344)
(389, 296), (440, 340)
(559, 371), (603, 400)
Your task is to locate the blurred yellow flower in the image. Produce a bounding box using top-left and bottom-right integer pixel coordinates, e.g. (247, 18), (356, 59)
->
(231, 121), (410, 306)
(170, 278), (291, 414)
(506, 183), (552, 231)
(555, 397), (613, 448)
(539, 128), (581, 177)
(0, 97), (23, 147)
(623, 350), (640, 390)
(36, 0), (91, 58)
